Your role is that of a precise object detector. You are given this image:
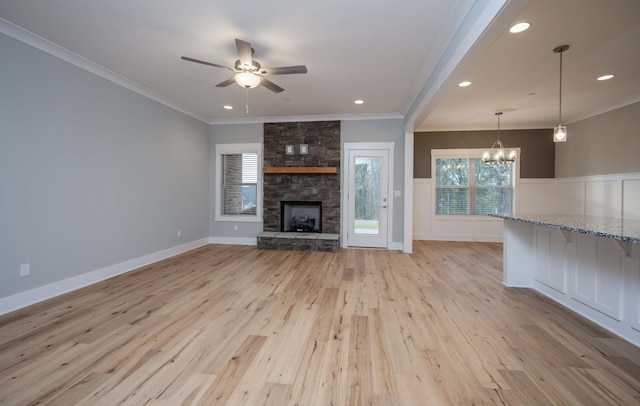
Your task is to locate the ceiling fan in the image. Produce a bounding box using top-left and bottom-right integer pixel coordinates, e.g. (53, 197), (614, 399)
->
(181, 39), (307, 93)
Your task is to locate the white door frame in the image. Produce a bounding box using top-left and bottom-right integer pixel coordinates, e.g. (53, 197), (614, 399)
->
(342, 142), (394, 248)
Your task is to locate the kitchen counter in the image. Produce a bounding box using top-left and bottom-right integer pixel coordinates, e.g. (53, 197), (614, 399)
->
(491, 214), (640, 244)
(495, 214), (640, 347)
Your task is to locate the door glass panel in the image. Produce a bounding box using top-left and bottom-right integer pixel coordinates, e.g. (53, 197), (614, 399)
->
(354, 157), (381, 235)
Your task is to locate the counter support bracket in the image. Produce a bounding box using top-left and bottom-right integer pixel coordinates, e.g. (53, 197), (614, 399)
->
(611, 239), (632, 257)
(559, 229), (573, 243)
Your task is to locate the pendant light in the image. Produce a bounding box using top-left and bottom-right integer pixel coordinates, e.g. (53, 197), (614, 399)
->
(553, 45), (570, 142)
(482, 112), (516, 164)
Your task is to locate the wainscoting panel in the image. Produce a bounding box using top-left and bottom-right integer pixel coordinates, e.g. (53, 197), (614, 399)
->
(516, 180), (557, 214)
(554, 180), (585, 215)
(413, 172), (640, 242)
(430, 218), (474, 240)
(623, 179), (640, 220)
(572, 234), (624, 321)
(412, 179), (432, 240)
(413, 179), (557, 242)
(585, 180), (622, 218)
(473, 218), (505, 241)
(534, 227), (567, 294)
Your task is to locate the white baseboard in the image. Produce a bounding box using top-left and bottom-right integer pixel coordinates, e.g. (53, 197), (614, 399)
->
(0, 237), (210, 316)
(209, 236), (257, 246)
(412, 234), (503, 243)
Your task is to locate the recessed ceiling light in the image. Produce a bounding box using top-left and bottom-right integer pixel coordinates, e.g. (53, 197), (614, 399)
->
(354, 99), (364, 104)
(597, 74), (615, 81)
(458, 81), (472, 87)
(509, 22), (530, 33)
(223, 105), (233, 110)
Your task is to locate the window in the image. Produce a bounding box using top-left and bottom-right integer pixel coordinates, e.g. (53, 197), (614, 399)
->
(215, 143), (262, 222)
(433, 149), (518, 216)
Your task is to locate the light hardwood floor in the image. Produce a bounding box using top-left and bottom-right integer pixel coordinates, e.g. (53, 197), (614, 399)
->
(1, 241), (639, 405)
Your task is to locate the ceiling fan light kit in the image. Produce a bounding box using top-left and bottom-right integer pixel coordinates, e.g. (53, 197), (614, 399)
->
(235, 72), (261, 89)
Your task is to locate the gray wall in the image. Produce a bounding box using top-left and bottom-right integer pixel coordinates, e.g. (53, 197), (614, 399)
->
(414, 129), (555, 178)
(0, 33), (210, 299)
(209, 123), (264, 238)
(556, 102), (640, 177)
(341, 119), (405, 244)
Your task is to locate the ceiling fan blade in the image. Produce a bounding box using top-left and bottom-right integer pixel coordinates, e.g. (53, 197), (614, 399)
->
(260, 77), (284, 93)
(262, 65), (308, 75)
(235, 39), (254, 69)
(181, 56), (234, 71)
(215, 77), (236, 87)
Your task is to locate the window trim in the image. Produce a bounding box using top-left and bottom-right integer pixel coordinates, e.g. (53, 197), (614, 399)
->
(431, 148), (520, 218)
(215, 143), (262, 222)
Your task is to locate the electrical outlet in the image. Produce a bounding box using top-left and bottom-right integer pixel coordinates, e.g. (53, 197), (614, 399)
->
(177, 230), (182, 237)
(233, 224), (239, 231)
(20, 263), (30, 277)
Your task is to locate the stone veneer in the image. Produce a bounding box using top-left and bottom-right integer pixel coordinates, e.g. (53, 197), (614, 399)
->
(259, 121), (340, 252)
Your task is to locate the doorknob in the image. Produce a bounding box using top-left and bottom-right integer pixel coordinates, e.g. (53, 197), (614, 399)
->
(381, 205), (387, 209)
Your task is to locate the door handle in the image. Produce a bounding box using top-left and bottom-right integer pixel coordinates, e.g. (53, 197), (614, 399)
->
(381, 205), (387, 209)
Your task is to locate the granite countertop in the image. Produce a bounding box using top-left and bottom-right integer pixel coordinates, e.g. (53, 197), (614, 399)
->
(490, 214), (640, 244)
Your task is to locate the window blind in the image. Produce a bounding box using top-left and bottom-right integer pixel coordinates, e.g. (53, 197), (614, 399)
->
(435, 157), (513, 215)
(221, 153), (258, 216)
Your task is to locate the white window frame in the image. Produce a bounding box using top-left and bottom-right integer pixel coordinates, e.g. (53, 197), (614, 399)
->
(431, 148), (520, 218)
(215, 143), (262, 222)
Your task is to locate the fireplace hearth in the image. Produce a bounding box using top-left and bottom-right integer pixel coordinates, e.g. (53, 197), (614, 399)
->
(281, 201), (322, 233)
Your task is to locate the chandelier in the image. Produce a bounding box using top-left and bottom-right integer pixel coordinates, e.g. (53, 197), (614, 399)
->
(482, 112), (516, 165)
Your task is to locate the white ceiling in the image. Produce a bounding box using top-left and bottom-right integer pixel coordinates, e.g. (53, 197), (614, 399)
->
(1, 0), (639, 131)
(419, 0), (640, 131)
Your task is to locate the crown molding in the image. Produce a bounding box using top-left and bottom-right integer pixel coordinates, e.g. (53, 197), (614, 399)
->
(209, 112), (404, 126)
(566, 94), (640, 125)
(0, 18), (209, 123)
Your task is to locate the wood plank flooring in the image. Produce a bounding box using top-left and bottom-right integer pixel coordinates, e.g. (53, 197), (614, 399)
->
(1, 241), (640, 405)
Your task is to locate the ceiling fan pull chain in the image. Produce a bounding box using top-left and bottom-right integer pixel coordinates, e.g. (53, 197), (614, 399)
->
(246, 88), (250, 114)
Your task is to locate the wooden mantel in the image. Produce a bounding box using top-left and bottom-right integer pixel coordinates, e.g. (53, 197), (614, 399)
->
(263, 167), (337, 174)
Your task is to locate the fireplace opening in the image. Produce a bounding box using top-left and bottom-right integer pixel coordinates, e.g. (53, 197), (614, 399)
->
(281, 201), (322, 233)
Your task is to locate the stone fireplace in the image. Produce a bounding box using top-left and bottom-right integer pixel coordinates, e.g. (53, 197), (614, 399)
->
(257, 121), (340, 252)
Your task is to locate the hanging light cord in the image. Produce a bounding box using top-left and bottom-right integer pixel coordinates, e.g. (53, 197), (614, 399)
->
(553, 45), (569, 125)
(558, 48), (563, 125)
(245, 88), (249, 114)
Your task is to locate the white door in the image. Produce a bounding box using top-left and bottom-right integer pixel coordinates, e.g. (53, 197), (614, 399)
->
(346, 148), (390, 248)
